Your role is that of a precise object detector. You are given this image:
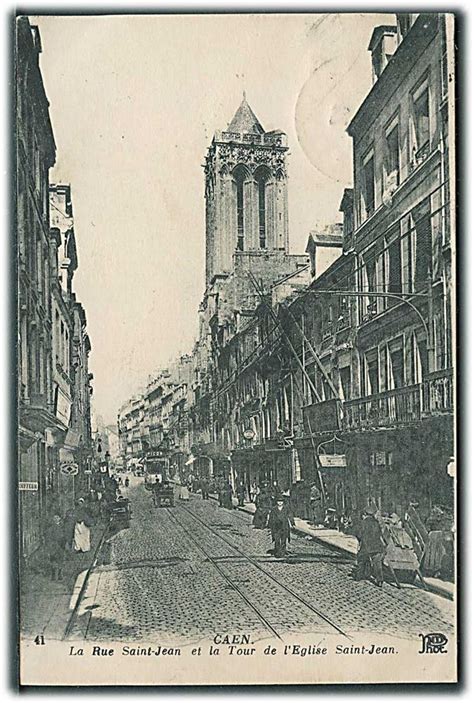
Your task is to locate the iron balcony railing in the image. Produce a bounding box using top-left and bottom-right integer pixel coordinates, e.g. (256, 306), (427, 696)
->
(422, 368), (454, 415)
(344, 384), (422, 430)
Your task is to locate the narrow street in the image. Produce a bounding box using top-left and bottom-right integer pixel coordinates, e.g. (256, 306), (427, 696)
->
(66, 477), (454, 645)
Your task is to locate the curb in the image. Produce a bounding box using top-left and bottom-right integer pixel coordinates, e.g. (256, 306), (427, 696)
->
(62, 518), (111, 640)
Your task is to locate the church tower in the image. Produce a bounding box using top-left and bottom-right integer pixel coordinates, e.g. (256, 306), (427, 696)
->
(204, 95), (290, 286)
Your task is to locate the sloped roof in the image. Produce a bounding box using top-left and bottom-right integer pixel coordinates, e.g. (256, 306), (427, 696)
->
(227, 95), (265, 134)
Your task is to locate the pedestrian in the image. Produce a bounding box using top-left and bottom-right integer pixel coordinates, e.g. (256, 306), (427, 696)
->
(124, 476), (130, 488)
(353, 504), (386, 587)
(44, 513), (67, 580)
(223, 479), (233, 509)
(250, 481), (258, 503)
(200, 477), (209, 500)
(237, 480), (246, 507)
(180, 481), (190, 501)
(253, 484), (271, 528)
(63, 505), (76, 551)
(268, 495), (295, 558)
(309, 482), (324, 526)
(73, 498), (93, 553)
(270, 480), (281, 506)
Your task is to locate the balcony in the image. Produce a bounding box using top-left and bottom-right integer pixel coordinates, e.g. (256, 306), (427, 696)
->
(216, 130), (287, 147)
(303, 398), (342, 433)
(344, 384), (422, 430)
(422, 369), (453, 415)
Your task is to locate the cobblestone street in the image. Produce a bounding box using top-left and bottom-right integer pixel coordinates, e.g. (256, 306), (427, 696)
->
(64, 478), (454, 645)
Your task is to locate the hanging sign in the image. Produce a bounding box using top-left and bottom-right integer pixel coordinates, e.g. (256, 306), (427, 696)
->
(19, 481), (38, 491)
(60, 461), (79, 476)
(318, 454), (347, 468)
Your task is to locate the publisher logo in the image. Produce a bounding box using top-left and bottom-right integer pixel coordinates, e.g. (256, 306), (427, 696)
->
(418, 633), (448, 654)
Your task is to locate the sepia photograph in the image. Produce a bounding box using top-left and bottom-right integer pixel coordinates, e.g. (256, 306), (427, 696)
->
(14, 8), (457, 686)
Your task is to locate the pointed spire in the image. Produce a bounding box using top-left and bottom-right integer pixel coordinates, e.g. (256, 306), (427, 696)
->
(227, 94), (264, 135)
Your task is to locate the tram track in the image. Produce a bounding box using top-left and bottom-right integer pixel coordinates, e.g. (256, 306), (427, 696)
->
(172, 503), (351, 640)
(192, 500), (454, 632)
(165, 507), (284, 641)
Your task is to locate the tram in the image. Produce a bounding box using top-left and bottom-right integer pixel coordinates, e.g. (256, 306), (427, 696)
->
(144, 454), (169, 491)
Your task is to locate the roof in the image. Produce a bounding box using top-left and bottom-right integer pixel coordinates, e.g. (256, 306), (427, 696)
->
(227, 94), (265, 135)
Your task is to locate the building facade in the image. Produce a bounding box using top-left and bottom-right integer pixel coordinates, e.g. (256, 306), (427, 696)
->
(16, 19), (94, 564)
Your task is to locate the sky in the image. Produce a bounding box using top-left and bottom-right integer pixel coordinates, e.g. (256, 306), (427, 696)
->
(33, 12), (394, 425)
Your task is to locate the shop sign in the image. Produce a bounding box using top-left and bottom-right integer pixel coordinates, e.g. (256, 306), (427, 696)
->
(19, 481), (38, 492)
(60, 461), (79, 476)
(370, 451), (392, 467)
(319, 454), (347, 468)
(54, 387), (72, 427)
(146, 451), (165, 460)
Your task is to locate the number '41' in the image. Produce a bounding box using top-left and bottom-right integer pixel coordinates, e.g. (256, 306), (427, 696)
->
(34, 635), (45, 645)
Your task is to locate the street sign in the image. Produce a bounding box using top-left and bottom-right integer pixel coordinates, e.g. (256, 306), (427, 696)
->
(60, 461), (79, 476)
(19, 481), (38, 491)
(318, 454), (347, 468)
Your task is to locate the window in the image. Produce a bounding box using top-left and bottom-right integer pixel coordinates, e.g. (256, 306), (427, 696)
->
(365, 349), (379, 395)
(412, 199), (432, 290)
(388, 338), (404, 389)
(379, 345), (388, 391)
(375, 250), (387, 314)
(234, 166), (247, 251)
(361, 151), (375, 219)
(401, 215), (415, 293)
(388, 237), (402, 295)
(412, 83), (430, 164)
(360, 249), (377, 320)
(386, 123), (400, 189)
(258, 178), (266, 248)
(339, 366), (351, 401)
(236, 180), (244, 250)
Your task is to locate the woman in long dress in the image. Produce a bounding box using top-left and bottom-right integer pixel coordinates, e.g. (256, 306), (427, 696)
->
(180, 483), (190, 501)
(73, 498), (92, 553)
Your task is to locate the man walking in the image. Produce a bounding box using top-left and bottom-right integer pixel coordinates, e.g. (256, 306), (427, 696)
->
(200, 477), (210, 500)
(268, 495), (295, 558)
(354, 504), (386, 587)
(237, 480), (246, 507)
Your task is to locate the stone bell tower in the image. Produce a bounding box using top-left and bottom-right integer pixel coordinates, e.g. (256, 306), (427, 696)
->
(204, 94), (290, 286)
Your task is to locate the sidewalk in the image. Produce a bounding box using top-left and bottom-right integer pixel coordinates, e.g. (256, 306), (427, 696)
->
(209, 493), (454, 601)
(20, 520), (109, 641)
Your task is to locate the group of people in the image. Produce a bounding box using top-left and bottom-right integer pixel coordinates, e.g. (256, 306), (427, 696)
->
(43, 473), (130, 581)
(44, 496), (94, 581)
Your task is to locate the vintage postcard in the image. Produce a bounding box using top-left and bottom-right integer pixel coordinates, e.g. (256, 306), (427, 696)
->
(16, 11), (457, 686)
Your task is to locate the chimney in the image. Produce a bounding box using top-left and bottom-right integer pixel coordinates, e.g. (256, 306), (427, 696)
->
(368, 25), (398, 83)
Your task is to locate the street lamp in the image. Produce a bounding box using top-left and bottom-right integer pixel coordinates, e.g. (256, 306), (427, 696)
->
(300, 286), (434, 373)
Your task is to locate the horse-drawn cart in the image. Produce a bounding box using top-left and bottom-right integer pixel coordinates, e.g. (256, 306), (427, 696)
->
(152, 482), (175, 507)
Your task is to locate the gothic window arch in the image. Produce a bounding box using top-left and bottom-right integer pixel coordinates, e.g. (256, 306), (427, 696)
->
(254, 165), (271, 249)
(232, 165), (250, 251)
